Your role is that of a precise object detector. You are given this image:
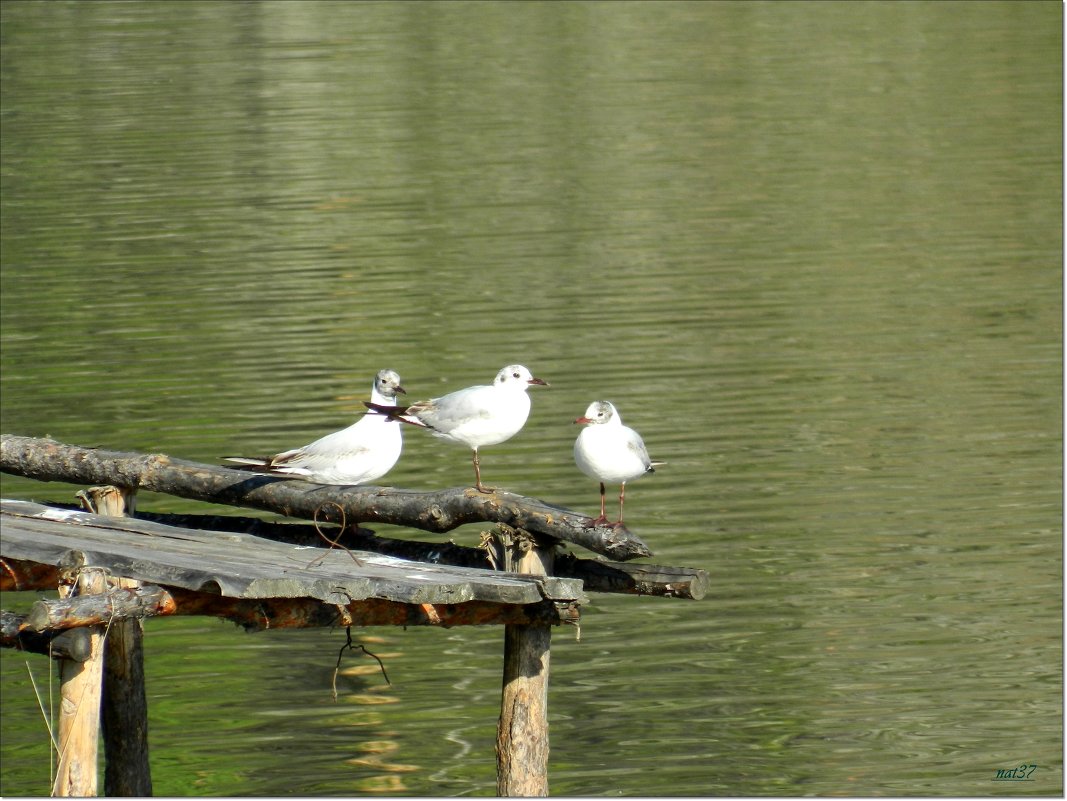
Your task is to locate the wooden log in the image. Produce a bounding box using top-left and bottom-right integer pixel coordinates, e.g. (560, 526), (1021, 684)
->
(76, 484), (135, 517)
(53, 567), (107, 797)
(0, 555), (61, 592)
(1, 434), (652, 561)
(76, 485), (154, 797)
(496, 532), (553, 797)
(554, 552), (710, 600)
(0, 610), (92, 661)
(22, 583), (176, 633)
(21, 582), (578, 632)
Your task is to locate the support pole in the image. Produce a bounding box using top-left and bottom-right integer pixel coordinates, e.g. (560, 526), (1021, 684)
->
(496, 532), (553, 797)
(53, 567), (107, 797)
(102, 587), (152, 797)
(78, 486), (154, 797)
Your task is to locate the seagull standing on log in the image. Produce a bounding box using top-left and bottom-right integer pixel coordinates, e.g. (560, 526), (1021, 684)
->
(225, 368), (406, 485)
(573, 400), (661, 527)
(366, 364), (548, 493)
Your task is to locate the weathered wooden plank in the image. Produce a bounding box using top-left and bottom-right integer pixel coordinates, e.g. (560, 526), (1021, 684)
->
(0, 501), (586, 607)
(4, 504), (710, 600)
(1, 434), (652, 560)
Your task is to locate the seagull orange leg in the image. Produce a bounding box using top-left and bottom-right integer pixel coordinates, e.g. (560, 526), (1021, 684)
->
(584, 482), (612, 527)
(472, 448), (493, 493)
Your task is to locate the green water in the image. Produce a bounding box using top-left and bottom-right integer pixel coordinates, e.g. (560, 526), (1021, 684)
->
(1, 1), (1061, 796)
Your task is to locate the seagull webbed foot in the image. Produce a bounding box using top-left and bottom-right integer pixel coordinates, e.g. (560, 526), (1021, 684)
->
(582, 514), (616, 529)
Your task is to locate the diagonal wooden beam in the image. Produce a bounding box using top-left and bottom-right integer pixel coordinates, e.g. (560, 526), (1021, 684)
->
(1, 434), (652, 561)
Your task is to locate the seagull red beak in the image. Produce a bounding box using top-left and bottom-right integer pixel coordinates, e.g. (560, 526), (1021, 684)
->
(528, 377), (549, 387)
(395, 385), (407, 395)
(574, 416), (593, 425)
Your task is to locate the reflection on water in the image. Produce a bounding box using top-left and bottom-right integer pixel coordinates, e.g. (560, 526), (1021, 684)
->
(1, 1), (1061, 796)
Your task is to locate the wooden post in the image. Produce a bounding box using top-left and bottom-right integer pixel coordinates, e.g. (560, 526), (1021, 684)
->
(496, 530), (553, 797)
(53, 566), (107, 797)
(101, 588), (152, 797)
(78, 486), (153, 797)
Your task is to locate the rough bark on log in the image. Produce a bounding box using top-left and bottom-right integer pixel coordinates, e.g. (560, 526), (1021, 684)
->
(14, 578), (579, 633)
(0, 610), (92, 661)
(0, 558), (59, 592)
(1, 434), (652, 561)
(22, 584), (176, 633)
(0, 556), (59, 591)
(554, 553), (709, 600)
(168, 590), (579, 630)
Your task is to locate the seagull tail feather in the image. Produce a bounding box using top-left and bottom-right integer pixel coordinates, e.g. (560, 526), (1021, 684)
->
(363, 401), (430, 427)
(223, 457), (272, 470)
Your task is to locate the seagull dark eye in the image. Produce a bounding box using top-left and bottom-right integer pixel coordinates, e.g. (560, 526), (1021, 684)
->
(512, 372), (520, 379)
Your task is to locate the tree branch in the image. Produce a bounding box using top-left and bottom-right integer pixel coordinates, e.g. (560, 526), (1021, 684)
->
(1, 434), (652, 561)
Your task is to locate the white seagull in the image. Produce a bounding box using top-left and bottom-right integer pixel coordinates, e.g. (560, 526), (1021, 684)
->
(225, 369), (406, 485)
(366, 364), (548, 493)
(573, 400), (660, 527)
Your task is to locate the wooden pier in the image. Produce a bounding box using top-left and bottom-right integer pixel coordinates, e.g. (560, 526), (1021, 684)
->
(0, 434), (707, 797)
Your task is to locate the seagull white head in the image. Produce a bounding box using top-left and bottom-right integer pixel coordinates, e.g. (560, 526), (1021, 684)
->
(372, 369), (406, 404)
(574, 400), (619, 426)
(494, 364), (549, 390)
